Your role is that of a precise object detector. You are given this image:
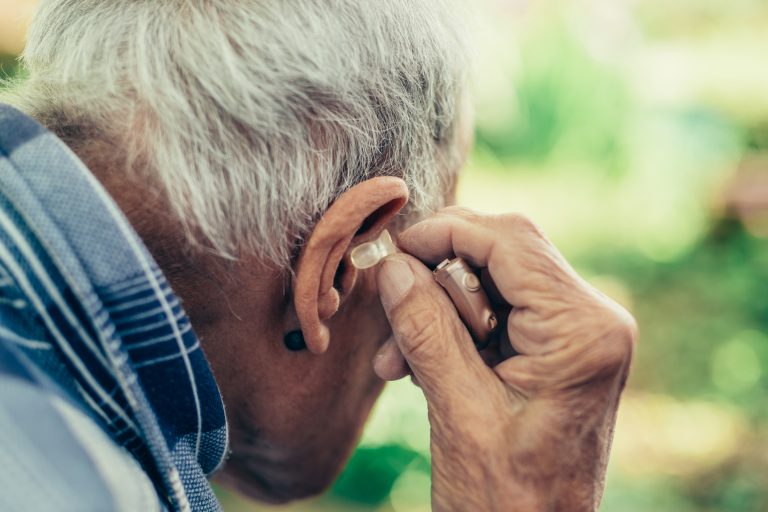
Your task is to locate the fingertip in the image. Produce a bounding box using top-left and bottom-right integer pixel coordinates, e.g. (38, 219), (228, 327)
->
(377, 257), (415, 312)
(373, 337), (410, 381)
(398, 216), (467, 266)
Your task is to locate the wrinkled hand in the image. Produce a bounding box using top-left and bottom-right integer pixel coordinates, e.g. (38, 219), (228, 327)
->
(374, 208), (637, 512)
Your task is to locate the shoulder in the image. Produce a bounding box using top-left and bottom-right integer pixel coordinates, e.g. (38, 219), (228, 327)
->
(0, 342), (163, 512)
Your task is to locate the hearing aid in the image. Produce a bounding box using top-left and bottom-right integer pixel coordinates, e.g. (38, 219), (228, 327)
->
(350, 229), (498, 349)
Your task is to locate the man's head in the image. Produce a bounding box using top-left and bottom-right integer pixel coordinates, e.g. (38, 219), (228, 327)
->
(4, 0), (472, 502)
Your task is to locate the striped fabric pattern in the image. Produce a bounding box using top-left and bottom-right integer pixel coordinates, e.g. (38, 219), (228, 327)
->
(0, 104), (228, 511)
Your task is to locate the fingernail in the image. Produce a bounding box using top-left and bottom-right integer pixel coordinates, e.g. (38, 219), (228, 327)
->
(378, 257), (414, 311)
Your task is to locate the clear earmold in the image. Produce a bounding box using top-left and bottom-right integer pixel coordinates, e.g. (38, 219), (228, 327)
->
(350, 229), (399, 269)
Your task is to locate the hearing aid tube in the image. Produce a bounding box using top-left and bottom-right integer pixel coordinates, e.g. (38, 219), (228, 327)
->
(351, 230), (497, 348)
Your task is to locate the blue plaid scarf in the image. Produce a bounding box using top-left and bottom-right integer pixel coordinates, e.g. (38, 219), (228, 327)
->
(0, 104), (228, 511)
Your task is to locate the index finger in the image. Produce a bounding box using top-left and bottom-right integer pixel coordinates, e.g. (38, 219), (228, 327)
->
(398, 208), (496, 267)
(397, 208), (580, 308)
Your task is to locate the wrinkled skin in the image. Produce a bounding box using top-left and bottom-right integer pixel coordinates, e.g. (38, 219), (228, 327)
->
(129, 225), (401, 503)
(84, 154), (398, 502)
(87, 116), (465, 505)
(90, 96), (634, 507)
(376, 208), (637, 511)
(175, 256), (394, 502)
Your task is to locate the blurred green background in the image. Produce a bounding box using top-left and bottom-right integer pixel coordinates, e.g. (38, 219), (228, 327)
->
(4, 0), (768, 510)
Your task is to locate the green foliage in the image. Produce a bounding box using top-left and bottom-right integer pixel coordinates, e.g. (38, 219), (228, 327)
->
(474, 16), (630, 174)
(581, 219), (768, 411)
(330, 445), (428, 506)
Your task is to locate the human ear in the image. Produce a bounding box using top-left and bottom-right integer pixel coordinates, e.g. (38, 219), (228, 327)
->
(293, 177), (409, 354)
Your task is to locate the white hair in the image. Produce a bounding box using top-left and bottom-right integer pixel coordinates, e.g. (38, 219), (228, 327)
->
(3, 0), (469, 269)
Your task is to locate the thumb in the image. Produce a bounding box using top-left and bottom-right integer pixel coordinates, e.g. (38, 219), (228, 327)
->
(377, 254), (489, 402)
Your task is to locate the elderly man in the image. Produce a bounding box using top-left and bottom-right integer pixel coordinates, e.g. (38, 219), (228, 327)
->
(0, 1), (636, 511)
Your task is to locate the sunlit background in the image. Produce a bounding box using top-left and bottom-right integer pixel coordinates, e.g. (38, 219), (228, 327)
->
(3, 0), (768, 510)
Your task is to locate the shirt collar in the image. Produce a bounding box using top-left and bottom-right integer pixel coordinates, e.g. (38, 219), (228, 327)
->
(0, 104), (228, 511)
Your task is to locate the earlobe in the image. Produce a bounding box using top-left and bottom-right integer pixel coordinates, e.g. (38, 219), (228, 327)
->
(293, 177), (409, 354)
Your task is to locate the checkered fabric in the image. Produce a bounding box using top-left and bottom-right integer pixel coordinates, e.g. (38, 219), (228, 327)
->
(0, 104), (228, 511)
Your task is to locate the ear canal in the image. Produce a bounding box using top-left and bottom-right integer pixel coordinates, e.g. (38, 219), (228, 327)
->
(352, 197), (407, 238)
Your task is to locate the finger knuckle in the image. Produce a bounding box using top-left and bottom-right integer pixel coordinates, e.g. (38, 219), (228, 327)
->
(595, 308), (638, 373)
(438, 205), (482, 221)
(501, 212), (543, 235)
